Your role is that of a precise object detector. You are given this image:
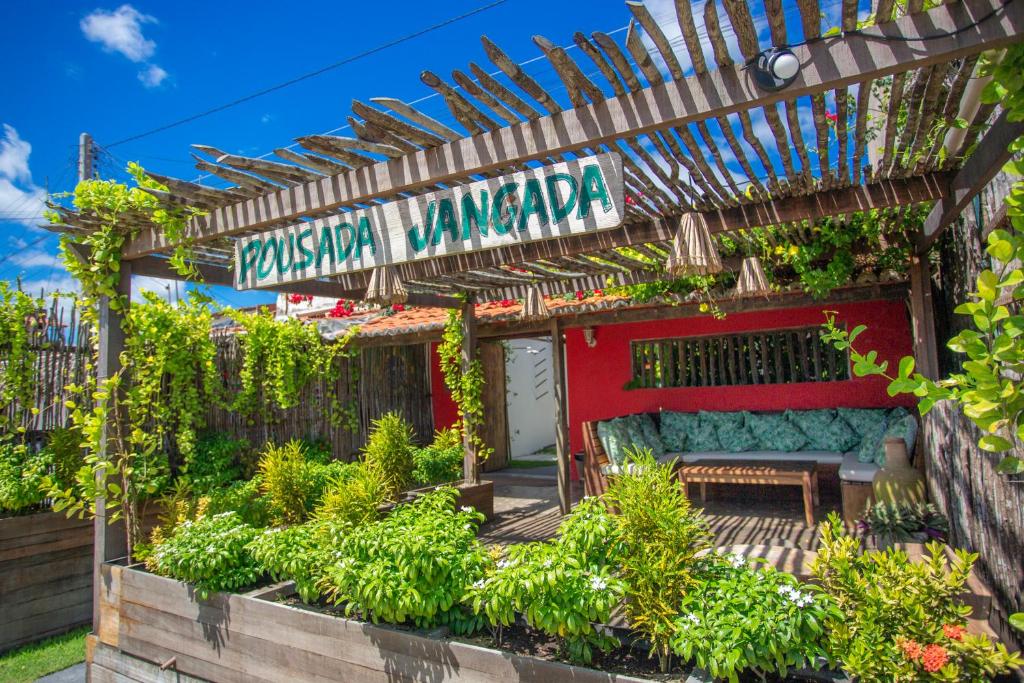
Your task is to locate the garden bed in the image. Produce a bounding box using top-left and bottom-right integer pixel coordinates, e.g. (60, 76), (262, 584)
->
(0, 510), (93, 653)
(91, 563), (653, 682)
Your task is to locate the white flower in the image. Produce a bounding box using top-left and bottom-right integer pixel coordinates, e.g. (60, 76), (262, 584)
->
(685, 613), (699, 624)
(460, 506), (473, 513)
(473, 579), (486, 589)
(728, 553), (745, 568)
(497, 559), (517, 569)
(542, 558), (553, 568)
(464, 523), (472, 530)
(589, 576), (607, 591)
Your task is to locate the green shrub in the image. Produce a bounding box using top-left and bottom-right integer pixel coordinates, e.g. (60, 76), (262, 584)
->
(467, 496), (624, 663)
(247, 517), (348, 603)
(412, 428), (464, 486)
(315, 461), (392, 526)
(300, 437), (333, 464)
(44, 426), (86, 492)
(147, 511), (263, 600)
(203, 477), (272, 528)
(321, 487), (487, 633)
(671, 554), (838, 682)
(362, 412), (415, 494)
(180, 433), (250, 493)
(257, 440), (337, 524)
(604, 448), (711, 672)
(0, 440), (50, 514)
(811, 514), (1022, 681)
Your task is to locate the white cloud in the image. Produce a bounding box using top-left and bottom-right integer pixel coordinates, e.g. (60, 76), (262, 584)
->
(80, 5), (156, 62)
(0, 124), (46, 227)
(132, 275), (178, 302)
(8, 250), (56, 269)
(260, 113), (274, 125)
(137, 64), (168, 88)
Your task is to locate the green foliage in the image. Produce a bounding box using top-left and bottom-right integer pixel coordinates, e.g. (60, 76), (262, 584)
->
(822, 232), (1024, 475)
(180, 432), (251, 494)
(859, 501), (949, 544)
(247, 518), (348, 603)
(438, 309), (492, 463)
(467, 496), (624, 663)
(257, 440), (336, 525)
(411, 428), (464, 486)
(229, 308), (358, 428)
(321, 487), (488, 633)
(362, 412), (416, 494)
(147, 511), (263, 600)
(610, 273), (727, 318)
(811, 514), (1022, 681)
(202, 477), (271, 528)
(314, 461), (392, 527)
(603, 448), (711, 671)
(0, 441), (51, 514)
(670, 554), (837, 683)
(0, 284), (45, 434)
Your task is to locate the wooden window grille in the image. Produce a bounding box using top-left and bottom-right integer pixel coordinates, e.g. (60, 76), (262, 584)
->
(628, 325), (850, 389)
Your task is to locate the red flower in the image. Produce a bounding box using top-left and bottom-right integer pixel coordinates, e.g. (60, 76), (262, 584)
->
(898, 638), (924, 661)
(921, 644), (949, 672)
(498, 298), (515, 308)
(575, 290), (585, 300)
(594, 289), (603, 296)
(942, 624), (965, 641)
(391, 304), (405, 313)
(288, 294), (303, 304)
(625, 195), (635, 206)
(825, 110), (838, 123)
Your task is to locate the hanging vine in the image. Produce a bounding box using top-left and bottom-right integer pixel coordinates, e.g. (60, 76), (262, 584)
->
(438, 308), (491, 462)
(0, 284), (45, 436)
(229, 307), (360, 430)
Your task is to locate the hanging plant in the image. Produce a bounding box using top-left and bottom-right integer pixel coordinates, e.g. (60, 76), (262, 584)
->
(0, 283), (45, 436)
(438, 308), (491, 463)
(229, 307), (359, 429)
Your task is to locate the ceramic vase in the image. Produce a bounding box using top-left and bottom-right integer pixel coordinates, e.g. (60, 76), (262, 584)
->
(873, 437), (926, 505)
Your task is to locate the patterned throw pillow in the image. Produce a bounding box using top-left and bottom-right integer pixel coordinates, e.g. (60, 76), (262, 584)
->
(856, 419), (889, 463)
(687, 413), (723, 452)
(699, 411), (751, 452)
(597, 419), (631, 465)
(837, 407), (889, 439)
(635, 413), (666, 456)
(746, 412), (809, 452)
(878, 408), (918, 466)
(788, 409), (860, 452)
(620, 416), (652, 459)
(659, 411), (697, 452)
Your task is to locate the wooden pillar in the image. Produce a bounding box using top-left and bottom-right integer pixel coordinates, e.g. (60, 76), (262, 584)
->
(461, 297), (479, 485)
(908, 255), (940, 380)
(550, 318), (571, 515)
(92, 261), (131, 632)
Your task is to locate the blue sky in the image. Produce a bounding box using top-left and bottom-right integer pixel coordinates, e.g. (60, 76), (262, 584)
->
(0, 0), (850, 309)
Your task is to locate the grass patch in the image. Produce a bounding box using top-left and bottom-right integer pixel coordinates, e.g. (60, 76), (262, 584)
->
(0, 626), (88, 683)
(505, 459), (556, 469)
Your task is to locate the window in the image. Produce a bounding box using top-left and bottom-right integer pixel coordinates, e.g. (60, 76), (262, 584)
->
(628, 325), (849, 389)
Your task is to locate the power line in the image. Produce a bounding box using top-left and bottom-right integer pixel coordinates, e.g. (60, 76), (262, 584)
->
(105, 0), (510, 149)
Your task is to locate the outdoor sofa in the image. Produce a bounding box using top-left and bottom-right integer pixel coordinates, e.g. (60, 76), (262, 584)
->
(581, 407), (918, 522)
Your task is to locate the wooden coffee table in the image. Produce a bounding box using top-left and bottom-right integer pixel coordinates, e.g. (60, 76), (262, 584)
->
(677, 459), (819, 526)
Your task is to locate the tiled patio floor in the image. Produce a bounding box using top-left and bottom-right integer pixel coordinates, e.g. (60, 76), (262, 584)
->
(479, 466), (840, 551)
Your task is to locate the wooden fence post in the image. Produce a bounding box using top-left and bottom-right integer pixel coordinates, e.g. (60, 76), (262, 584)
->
(550, 319), (571, 515)
(909, 255), (940, 380)
(461, 297), (479, 485)
(92, 262), (131, 632)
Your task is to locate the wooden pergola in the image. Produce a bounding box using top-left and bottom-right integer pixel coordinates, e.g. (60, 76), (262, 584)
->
(48, 0), (1024, 627)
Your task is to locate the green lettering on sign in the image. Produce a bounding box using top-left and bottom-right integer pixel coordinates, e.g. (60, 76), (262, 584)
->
(545, 173), (577, 223)
(461, 191), (489, 239)
(295, 228), (315, 271)
(239, 240), (261, 284)
(491, 182), (519, 235)
(432, 198), (459, 246)
(355, 216), (376, 258)
(577, 164), (611, 219)
(257, 237), (278, 280)
(316, 225), (336, 268)
(518, 178), (549, 231)
(335, 222), (357, 260)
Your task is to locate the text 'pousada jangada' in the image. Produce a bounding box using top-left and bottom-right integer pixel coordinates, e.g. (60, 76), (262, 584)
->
(234, 153), (624, 290)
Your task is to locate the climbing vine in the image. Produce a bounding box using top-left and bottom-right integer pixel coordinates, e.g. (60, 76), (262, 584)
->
(438, 308), (491, 464)
(229, 307), (359, 430)
(0, 284), (45, 435)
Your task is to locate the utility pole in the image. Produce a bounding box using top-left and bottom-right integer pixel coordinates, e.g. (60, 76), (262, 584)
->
(78, 132), (93, 182)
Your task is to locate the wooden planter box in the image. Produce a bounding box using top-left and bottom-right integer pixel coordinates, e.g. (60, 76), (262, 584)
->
(89, 564), (649, 683)
(0, 510), (93, 653)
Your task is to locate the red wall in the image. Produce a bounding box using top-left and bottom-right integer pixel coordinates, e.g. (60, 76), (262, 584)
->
(430, 342), (460, 432)
(564, 300), (916, 454)
(428, 300), (916, 459)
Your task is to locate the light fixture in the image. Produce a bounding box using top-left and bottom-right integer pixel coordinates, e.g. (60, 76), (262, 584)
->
(583, 327), (597, 348)
(750, 47), (801, 92)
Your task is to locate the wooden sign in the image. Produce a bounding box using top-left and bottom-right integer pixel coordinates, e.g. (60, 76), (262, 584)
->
(234, 152), (624, 290)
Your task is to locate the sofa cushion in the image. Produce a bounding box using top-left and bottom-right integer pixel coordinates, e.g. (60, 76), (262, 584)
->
(597, 418), (632, 465)
(699, 411), (751, 451)
(840, 451), (879, 483)
(635, 413), (666, 456)
(877, 407), (918, 466)
(856, 420), (889, 463)
(659, 411), (697, 452)
(679, 450), (844, 465)
(746, 412), (809, 452)
(837, 407), (889, 438)
(788, 409), (860, 452)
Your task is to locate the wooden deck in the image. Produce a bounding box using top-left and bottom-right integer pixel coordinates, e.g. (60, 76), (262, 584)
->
(480, 467), (840, 551)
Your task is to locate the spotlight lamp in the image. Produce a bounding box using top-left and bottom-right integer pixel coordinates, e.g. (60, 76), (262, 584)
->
(751, 47), (801, 92)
